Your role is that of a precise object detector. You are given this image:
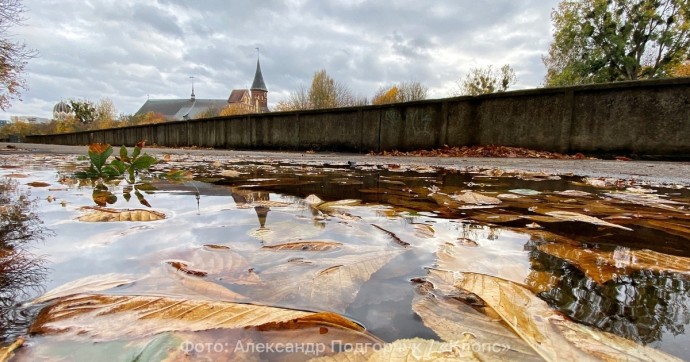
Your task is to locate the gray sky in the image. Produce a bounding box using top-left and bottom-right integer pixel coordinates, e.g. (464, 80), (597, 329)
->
(2, 0), (560, 120)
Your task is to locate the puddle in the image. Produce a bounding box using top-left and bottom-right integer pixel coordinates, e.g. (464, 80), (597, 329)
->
(0, 152), (689, 360)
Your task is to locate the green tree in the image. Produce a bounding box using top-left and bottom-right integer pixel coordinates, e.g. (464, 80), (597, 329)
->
(453, 64), (517, 96)
(372, 81), (428, 105)
(544, 0), (690, 86)
(69, 99), (96, 125)
(0, 0), (36, 110)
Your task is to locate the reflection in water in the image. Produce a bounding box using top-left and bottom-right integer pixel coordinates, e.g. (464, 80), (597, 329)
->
(0, 179), (49, 343)
(231, 188), (272, 228)
(528, 239), (690, 344)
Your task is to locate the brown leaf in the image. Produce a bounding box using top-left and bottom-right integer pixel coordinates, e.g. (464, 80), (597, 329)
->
(30, 294), (369, 341)
(27, 181), (50, 187)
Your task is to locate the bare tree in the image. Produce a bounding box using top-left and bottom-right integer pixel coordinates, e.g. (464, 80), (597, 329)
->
(0, 0), (36, 110)
(276, 70), (363, 111)
(453, 64), (517, 96)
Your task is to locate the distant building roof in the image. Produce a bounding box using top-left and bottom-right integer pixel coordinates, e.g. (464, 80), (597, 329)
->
(135, 99), (229, 121)
(251, 59), (267, 91)
(228, 89), (250, 103)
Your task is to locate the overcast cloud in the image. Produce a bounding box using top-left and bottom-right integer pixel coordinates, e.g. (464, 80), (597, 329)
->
(2, 0), (560, 120)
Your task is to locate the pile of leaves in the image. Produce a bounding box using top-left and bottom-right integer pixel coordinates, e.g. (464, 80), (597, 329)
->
(370, 145), (587, 159)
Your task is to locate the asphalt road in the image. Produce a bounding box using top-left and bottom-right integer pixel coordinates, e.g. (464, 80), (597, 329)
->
(2, 142), (689, 186)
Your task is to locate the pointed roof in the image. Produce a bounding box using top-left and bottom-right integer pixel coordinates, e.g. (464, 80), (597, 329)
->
(251, 59), (267, 91)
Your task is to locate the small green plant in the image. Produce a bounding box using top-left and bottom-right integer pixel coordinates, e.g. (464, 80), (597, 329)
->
(76, 141), (157, 183)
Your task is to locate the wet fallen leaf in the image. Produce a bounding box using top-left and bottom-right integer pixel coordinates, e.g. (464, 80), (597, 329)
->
(167, 261), (207, 277)
(317, 199), (362, 212)
(31, 273), (138, 305)
(30, 294), (371, 342)
(604, 192), (685, 212)
(0, 337), (24, 362)
(27, 181), (50, 187)
(449, 191), (501, 205)
(524, 270), (561, 294)
(509, 189), (541, 196)
(78, 207), (166, 222)
(538, 243), (690, 284)
(412, 287), (542, 361)
(543, 210), (632, 231)
(160, 245), (258, 285)
(256, 249), (403, 313)
(220, 169), (242, 177)
(446, 271), (681, 362)
(414, 224), (436, 238)
(436, 241), (531, 285)
(262, 240), (343, 251)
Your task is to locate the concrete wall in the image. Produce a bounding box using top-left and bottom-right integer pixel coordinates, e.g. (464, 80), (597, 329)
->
(26, 78), (690, 157)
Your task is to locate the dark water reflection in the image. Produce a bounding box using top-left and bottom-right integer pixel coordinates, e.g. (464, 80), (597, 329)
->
(0, 179), (49, 344)
(0, 155), (689, 359)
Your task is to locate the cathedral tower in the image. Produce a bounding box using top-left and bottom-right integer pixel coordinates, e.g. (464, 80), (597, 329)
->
(251, 57), (268, 112)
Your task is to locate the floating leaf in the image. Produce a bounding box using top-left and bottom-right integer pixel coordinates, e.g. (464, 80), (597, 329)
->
(0, 337), (24, 362)
(78, 207), (166, 222)
(449, 271), (681, 362)
(31, 274), (138, 305)
(538, 243), (690, 284)
(262, 240), (343, 251)
(544, 210), (632, 231)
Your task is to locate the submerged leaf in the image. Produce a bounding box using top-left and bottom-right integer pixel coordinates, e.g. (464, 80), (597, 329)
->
(256, 249), (403, 312)
(31, 274), (138, 305)
(78, 207), (166, 222)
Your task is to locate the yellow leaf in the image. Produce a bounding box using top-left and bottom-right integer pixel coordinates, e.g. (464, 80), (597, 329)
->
(0, 337), (24, 362)
(451, 271), (681, 362)
(412, 287), (542, 361)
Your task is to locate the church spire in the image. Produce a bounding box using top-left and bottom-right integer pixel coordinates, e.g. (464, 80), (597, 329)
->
(190, 76), (196, 101)
(251, 49), (267, 92)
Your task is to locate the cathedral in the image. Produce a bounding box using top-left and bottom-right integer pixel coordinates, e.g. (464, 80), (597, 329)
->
(133, 58), (268, 121)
